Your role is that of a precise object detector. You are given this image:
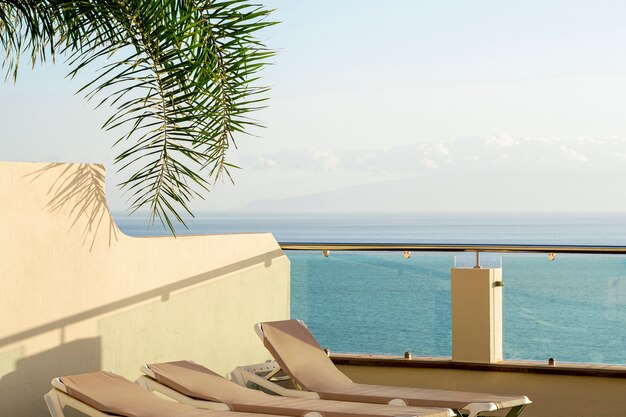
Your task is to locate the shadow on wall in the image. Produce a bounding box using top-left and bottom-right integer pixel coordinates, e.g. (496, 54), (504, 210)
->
(26, 163), (119, 250)
(0, 249), (283, 349)
(0, 338), (101, 417)
(0, 246), (281, 416)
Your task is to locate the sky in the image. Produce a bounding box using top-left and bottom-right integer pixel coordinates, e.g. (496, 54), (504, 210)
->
(2, 1), (626, 214)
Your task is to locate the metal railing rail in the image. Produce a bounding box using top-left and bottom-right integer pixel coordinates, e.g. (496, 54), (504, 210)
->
(278, 242), (626, 254)
(278, 243), (626, 267)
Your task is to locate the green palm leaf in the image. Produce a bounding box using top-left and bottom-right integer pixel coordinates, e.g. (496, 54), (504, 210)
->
(1, 0), (276, 234)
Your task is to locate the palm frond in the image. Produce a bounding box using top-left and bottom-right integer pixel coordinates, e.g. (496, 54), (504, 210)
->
(1, 0), (276, 234)
(0, 0), (57, 80)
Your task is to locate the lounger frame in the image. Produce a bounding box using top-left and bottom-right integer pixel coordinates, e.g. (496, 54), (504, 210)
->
(251, 322), (530, 417)
(232, 361), (528, 417)
(229, 360), (319, 399)
(44, 371), (324, 417)
(230, 361), (410, 406)
(138, 364), (453, 417)
(137, 365), (327, 417)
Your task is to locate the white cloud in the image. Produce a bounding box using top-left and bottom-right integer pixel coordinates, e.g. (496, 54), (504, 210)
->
(251, 155), (278, 168)
(436, 144), (450, 155)
(237, 134), (626, 179)
(420, 158), (438, 168)
(484, 133), (517, 147)
(560, 145), (589, 162)
(311, 150), (340, 169)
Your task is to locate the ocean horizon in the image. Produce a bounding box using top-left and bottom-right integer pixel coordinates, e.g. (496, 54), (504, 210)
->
(116, 211), (626, 365)
(115, 211), (626, 244)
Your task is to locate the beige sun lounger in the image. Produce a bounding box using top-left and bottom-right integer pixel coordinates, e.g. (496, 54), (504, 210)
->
(136, 360), (453, 417)
(249, 320), (531, 417)
(43, 370), (300, 417)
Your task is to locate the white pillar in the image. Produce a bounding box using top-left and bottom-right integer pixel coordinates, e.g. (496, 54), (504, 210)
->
(451, 267), (503, 363)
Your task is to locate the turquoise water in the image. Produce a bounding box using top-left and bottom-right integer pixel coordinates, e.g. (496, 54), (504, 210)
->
(116, 212), (626, 365)
(289, 252), (626, 364)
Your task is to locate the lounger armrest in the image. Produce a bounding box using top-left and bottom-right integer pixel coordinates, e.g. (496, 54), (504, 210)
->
(140, 364), (156, 379)
(463, 402), (497, 417)
(230, 367), (319, 399)
(51, 378), (68, 393)
(231, 361), (290, 382)
(463, 397), (531, 417)
(254, 323), (264, 340)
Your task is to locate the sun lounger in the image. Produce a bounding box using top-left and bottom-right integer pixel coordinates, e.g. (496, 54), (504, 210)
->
(249, 320), (531, 417)
(43, 370), (306, 417)
(136, 360), (453, 417)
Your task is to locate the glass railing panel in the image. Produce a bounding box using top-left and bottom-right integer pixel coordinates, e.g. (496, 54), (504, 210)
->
(503, 253), (626, 365)
(290, 249), (626, 365)
(289, 250), (453, 357)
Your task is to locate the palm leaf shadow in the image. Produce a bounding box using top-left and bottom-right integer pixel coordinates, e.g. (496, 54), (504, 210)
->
(26, 163), (119, 250)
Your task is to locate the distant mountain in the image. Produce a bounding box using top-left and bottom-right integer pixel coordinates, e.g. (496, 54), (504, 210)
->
(246, 177), (419, 212)
(244, 169), (626, 212)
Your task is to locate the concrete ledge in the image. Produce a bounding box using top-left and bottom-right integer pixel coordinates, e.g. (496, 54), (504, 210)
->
(331, 353), (626, 378)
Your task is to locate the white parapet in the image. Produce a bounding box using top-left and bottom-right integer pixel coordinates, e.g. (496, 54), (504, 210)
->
(451, 267), (503, 363)
(0, 161), (291, 417)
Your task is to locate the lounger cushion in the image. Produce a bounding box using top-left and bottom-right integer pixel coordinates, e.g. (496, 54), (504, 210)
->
(62, 371), (213, 417)
(61, 371), (274, 417)
(261, 320), (353, 390)
(315, 383), (526, 410)
(148, 361), (268, 403)
(260, 320), (529, 411)
(148, 361), (452, 417)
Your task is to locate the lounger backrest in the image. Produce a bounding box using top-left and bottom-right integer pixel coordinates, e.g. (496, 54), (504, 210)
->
(148, 361), (269, 404)
(61, 371), (208, 417)
(261, 320), (352, 391)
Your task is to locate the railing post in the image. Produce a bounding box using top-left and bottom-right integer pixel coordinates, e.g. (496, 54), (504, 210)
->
(451, 267), (503, 363)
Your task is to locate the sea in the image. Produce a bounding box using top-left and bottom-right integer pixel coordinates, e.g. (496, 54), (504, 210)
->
(115, 212), (626, 366)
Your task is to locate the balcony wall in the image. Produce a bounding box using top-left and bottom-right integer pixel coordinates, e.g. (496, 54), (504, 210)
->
(0, 161), (290, 417)
(335, 357), (626, 417)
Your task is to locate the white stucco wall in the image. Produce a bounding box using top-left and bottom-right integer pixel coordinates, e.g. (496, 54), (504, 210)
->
(0, 161), (290, 417)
